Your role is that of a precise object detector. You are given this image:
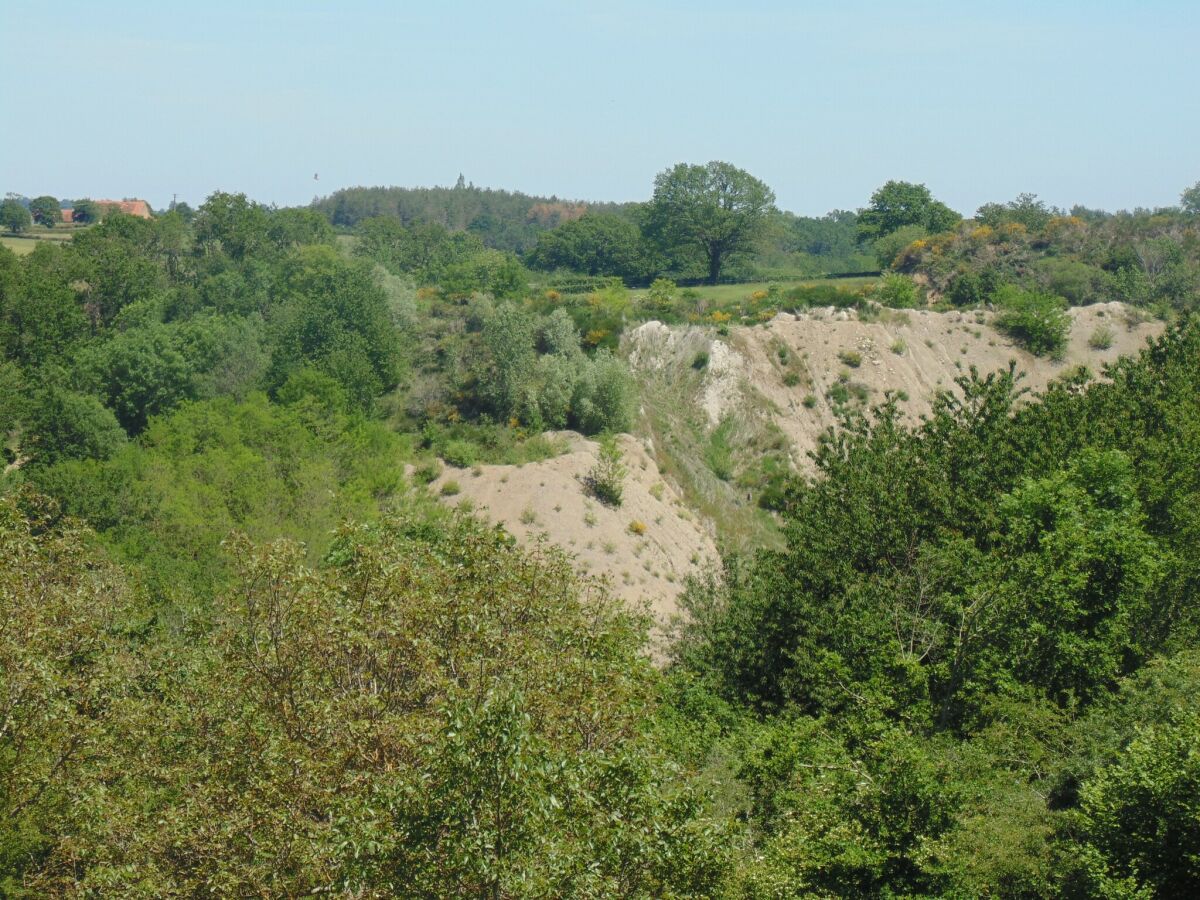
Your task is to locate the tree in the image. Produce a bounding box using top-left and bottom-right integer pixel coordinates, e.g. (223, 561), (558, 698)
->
(643, 161), (776, 284)
(28, 195), (60, 228)
(70, 198), (100, 224)
(194, 191), (272, 260)
(857, 181), (960, 244)
(1182, 180), (1200, 216)
(355, 217), (485, 284)
(266, 245), (403, 410)
(26, 384), (127, 463)
(975, 192), (1056, 231)
(527, 213), (650, 282)
(0, 198), (32, 234)
(1072, 713), (1200, 896)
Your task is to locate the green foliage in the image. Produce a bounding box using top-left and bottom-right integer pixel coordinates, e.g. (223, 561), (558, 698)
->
(871, 222), (928, 270)
(1182, 180), (1200, 216)
(314, 180), (636, 254)
(27, 384), (127, 465)
(584, 435), (626, 506)
(265, 245), (403, 411)
(1089, 324), (1115, 350)
(857, 180), (960, 244)
(354, 216), (484, 283)
(1071, 712), (1200, 896)
(976, 192), (1057, 231)
(1, 504), (729, 894)
(69, 198), (100, 223)
(0, 199), (31, 234)
(528, 212), (650, 282)
(27, 195), (60, 228)
(643, 160), (776, 284)
(873, 272), (921, 308)
(993, 285), (1070, 356)
(946, 266), (1004, 306)
(0, 495), (138, 889)
(571, 348), (636, 434)
(441, 438), (478, 468)
(705, 418), (735, 481)
(194, 190), (273, 259)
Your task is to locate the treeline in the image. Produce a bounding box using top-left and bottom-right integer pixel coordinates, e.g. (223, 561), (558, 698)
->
(312, 177), (636, 254)
(319, 164), (874, 286)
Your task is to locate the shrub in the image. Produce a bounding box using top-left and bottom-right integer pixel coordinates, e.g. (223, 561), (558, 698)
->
(993, 286), (1070, 356)
(802, 394), (817, 408)
(692, 351), (710, 370)
(891, 339), (907, 355)
(441, 439), (478, 468)
(584, 436), (626, 507)
(519, 506), (537, 525)
(827, 383), (850, 405)
(413, 459), (441, 484)
(1089, 325), (1115, 350)
(628, 520), (647, 536)
(571, 350), (635, 435)
(440, 480), (461, 496)
(838, 350), (863, 368)
(875, 273), (921, 308)
(783, 371), (801, 387)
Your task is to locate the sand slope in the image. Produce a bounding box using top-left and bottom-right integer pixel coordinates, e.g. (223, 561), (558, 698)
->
(429, 433), (719, 640)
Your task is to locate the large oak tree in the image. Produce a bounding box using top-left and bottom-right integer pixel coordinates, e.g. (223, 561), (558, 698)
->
(643, 161), (776, 284)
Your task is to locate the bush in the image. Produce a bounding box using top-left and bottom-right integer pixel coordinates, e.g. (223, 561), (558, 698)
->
(802, 394), (817, 408)
(1089, 325), (1114, 350)
(783, 371), (801, 387)
(993, 286), (1070, 357)
(441, 439), (478, 468)
(572, 350), (635, 435)
(875, 273), (921, 308)
(439, 479), (461, 496)
(413, 458), (442, 484)
(584, 436), (626, 507)
(838, 350), (863, 368)
(891, 339), (907, 355)
(628, 520), (647, 536)
(873, 224), (928, 270)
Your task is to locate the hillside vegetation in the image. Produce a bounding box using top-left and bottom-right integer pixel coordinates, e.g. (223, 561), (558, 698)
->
(4, 167), (1200, 896)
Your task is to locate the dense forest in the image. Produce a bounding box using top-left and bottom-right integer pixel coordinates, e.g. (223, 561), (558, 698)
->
(3, 165), (1200, 896)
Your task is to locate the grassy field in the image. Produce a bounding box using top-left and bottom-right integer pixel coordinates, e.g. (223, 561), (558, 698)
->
(1, 227), (79, 256)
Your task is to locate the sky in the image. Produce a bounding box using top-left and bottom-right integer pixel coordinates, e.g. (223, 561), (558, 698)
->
(3, 0), (1198, 216)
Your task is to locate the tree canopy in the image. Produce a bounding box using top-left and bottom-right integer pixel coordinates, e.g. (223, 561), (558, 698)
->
(643, 161), (776, 284)
(856, 180), (960, 244)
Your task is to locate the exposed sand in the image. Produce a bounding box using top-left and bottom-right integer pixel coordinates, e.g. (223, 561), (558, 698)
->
(428, 432), (719, 645)
(735, 302), (1161, 468)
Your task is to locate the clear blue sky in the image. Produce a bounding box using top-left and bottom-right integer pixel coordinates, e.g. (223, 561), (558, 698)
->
(3, 0), (1197, 216)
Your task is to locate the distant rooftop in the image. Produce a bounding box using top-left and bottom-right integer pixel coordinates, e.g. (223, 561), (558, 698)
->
(61, 199), (153, 223)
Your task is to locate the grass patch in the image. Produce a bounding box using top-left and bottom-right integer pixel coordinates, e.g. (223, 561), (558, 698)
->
(1089, 325), (1115, 350)
(704, 418), (736, 481)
